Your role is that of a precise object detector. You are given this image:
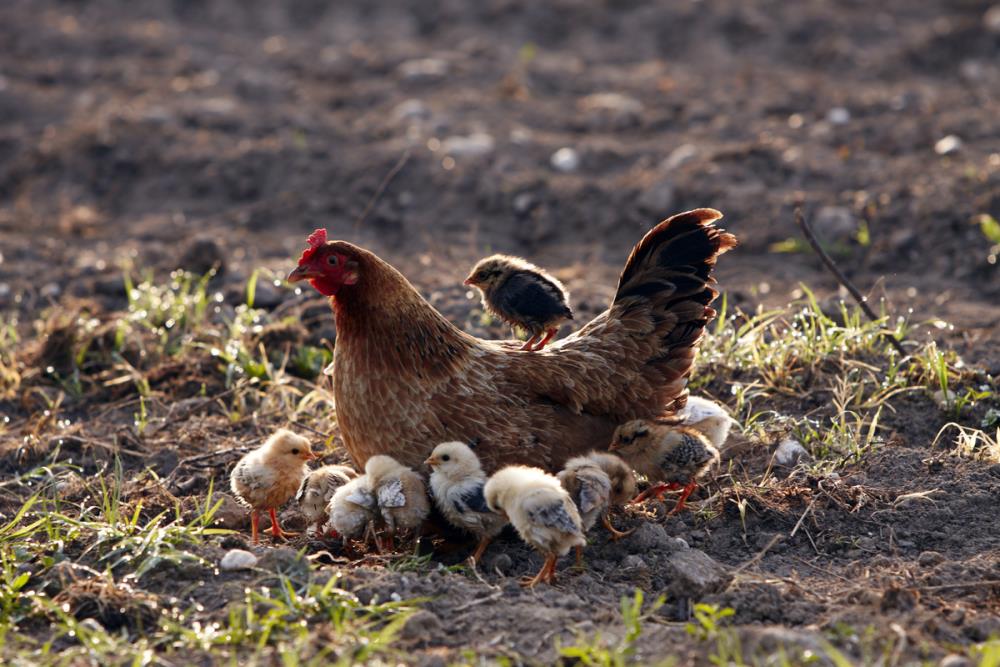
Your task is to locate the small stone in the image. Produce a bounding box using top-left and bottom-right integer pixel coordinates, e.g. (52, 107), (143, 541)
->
(440, 133), (495, 158)
(663, 143), (698, 169)
(392, 99), (431, 123)
(487, 553), (513, 574)
(932, 389), (957, 410)
(178, 238), (224, 276)
(399, 610), (443, 641)
(512, 192), (537, 215)
(826, 107), (851, 125)
(774, 438), (810, 467)
(578, 92), (643, 129)
(550, 147), (580, 173)
(257, 547), (309, 579)
(664, 548), (732, 598)
(637, 178), (676, 215)
(220, 549), (258, 571)
(813, 206), (857, 241)
(939, 654), (972, 667)
(934, 135), (963, 156)
(398, 58), (448, 81)
(41, 282), (61, 298)
(918, 550), (945, 567)
(984, 5), (1000, 34)
(624, 522), (672, 552)
(621, 555), (649, 570)
(211, 494), (248, 530)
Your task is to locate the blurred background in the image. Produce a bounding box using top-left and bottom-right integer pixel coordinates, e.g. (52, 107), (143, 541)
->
(1, 0), (998, 361)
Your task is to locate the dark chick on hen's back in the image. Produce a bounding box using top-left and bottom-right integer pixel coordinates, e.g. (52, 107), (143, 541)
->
(464, 254), (573, 351)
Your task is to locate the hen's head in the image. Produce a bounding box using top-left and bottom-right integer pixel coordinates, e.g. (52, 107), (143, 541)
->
(287, 229), (362, 296)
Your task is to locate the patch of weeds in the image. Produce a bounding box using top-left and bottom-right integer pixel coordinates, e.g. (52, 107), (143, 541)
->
(931, 423), (1000, 462)
(0, 316), (20, 399)
(557, 589), (669, 667)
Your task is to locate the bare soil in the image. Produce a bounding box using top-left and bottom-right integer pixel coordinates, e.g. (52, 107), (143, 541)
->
(1, 0), (999, 664)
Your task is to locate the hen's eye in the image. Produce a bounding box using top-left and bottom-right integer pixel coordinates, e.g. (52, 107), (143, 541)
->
(291, 448), (300, 455)
(441, 454), (450, 462)
(327, 255), (339, 266)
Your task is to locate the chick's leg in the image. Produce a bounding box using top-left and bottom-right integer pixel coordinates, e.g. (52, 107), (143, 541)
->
(533, 328), (557, 351)
(520, 332), (541, 351)
(575, 545), (584, 568)
(520, 554), (557, 588)
(268, 508), (296, 539)
(669, 481), (699, 515)
(470, 536), (492, 565)
(602, 512), (635, 541)
(251, 511), (261, 544)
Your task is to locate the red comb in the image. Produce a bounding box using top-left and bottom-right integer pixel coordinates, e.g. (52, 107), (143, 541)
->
(298, 228), (328, 263)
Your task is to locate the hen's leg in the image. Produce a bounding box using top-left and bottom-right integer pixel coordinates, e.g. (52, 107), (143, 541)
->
(251, 510), (261, 544)
(602, 512), (635, 541)
(669, 481), (699, 515)
(533, 328), (557, 350)
(520, 332), (541, 351)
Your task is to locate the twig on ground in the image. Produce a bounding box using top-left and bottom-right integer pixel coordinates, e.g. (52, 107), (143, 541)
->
(794, 208), (908, 357)
(917, 579), (1000, 591)
(733, 534), (783, 573)
(453, 590), (504, 612)
(789, 497), (817, 538)
(353, 150), (412, 234)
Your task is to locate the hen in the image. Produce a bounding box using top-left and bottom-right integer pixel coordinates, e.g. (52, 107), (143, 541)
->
(288, 208), (736, 472)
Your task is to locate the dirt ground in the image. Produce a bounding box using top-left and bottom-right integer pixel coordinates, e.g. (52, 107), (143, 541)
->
(1, 0), (999, 664)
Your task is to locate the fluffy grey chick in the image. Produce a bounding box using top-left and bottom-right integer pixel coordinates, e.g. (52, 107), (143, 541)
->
(464, 254), (573, 351)
(365, 455), (431, 549)
(296, 464), (359, 535)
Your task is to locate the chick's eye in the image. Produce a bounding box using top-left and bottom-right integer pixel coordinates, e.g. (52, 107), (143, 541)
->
(441, 454), (450, 462)
(291, 448), (300, 455)
(327, 255), (339, 266)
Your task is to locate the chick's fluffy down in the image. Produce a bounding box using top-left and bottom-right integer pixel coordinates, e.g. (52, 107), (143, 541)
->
(485, 466), (585, 557)
(230, 431), (311, 510)
(326, 475), (377, 538)
(296, 465), (357, 526)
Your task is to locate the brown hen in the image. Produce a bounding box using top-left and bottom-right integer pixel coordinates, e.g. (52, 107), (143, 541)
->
(288, 208), (736, 473)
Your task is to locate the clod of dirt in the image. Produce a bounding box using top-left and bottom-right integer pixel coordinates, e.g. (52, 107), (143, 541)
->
(52, 576), (160, 632)
(774, 438), (810, 467)
(623, 522), (678, 552)
(621, 554), (649, 571)
(578, 92), (643, 130)
(177, 238), (225, 276)
(880, 584), (920, 612)
(486, 552), (513, 574)
(257, 547), (309, 580)
(220, 549), (258, 571)
(251, 320), (308, 351)
(637, 178), (677, 215)
(918, 550), (946, 567)
(399, 609), (444, 643)
(662, 548), (732, 599)
(210, 493), (248, 530)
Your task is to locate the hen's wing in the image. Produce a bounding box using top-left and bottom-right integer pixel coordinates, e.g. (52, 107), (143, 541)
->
(504, 209), (736, 420)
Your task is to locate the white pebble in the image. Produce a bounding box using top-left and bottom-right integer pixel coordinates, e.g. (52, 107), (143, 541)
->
(550, 147), (580, 173)
(440, 133), (495, 158)
(934, 135), (962, 156)
(827, 107), (851, 125)
(220, 549), (258, 571)
(774, 438), (809, 466)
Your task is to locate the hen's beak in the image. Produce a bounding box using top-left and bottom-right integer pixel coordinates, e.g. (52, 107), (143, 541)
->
(287, 264), (321, 283)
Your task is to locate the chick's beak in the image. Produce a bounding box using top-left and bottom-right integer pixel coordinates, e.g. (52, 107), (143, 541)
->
(608, 441), (620, 451)
(462, 277), (474, 286)
(301, 450), (318, 461)
(287, 264), (322, 283)
(424, 456), (439, 468)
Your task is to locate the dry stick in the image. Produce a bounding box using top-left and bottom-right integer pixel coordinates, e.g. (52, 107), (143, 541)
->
(794, 208), (908, 357)
(291, 420), (332, 439)
(733, 534), (784, 573)
(352, 149), (412, 235)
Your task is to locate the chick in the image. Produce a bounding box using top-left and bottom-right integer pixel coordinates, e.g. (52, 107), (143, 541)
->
(296, 464), (359, 536)
(365, 455), (431, 548)
(425, 441), (507, 565)
(678, 395), (736, 450)
(325, 474), (379, 546)
(464, 254), (573, 351)
(558, 452), (636, 560)
(609, 421), (719, 514)
(230, 429), (317, 543)
(484, 465), (585, 587)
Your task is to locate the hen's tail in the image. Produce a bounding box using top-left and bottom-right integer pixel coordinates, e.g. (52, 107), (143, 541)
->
(614, 208), (737, 411)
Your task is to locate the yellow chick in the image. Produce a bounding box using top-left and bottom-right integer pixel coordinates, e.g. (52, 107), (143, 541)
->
(484, 465), (585, 587)
(558, 452), (636, 559)
(325, 474), (378, 546)
(365, 455), (431, 548)
(610, 421), (719, 514)
(425, 441), (507, 565)
(679, 395), (736, 449)
(230, 429), (317, 543)
(296, 464), (359, 535)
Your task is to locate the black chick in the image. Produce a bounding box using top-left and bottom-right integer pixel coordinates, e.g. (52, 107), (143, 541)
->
(464, 254), (574, 351)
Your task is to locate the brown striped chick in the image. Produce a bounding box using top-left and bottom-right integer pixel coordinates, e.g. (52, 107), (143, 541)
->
(558, 452), (636, 565)
(678, 395), (736, 450)
(296, 465), (359, 536)
(325, 475), (379, 548)
(484, 465), (585, 587)
(365, 455), (431, 549)
(230, 429), (317, 543)
(425, 441), (508, 565)
(610, 421), (719, 514)
(464, 254), (574, 351)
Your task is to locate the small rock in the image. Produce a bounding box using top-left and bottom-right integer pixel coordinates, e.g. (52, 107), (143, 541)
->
(880, 584), (919, 612)
(257, 547), (309, 579)
(663, 143), (698, 169)
(939, 654), (972, 667)
(440, 133), (495, 158)
(487, 553), (513, 574)
(932, 389), (957, 410)
(398, 58), (448, 81)
(392, 99), (431, 123)
(41, 282), (61, 298)
(813, 206), (857, 241)
(637, 178), (676, 215)
(826, 107), (851, 125)
(211, 494), (248, 530)
(399, 610), (443, 642)
(178, 238), (225, 276)
(918, 550), (945, 567)
(550, 147), (580, 173)
(664, 548), (732, 598)
(984, 5), (1000, 34)
(934, 135), (962, 156)
(621, 555), (649, 570)
(512, 192), (537, 215)
(774, 438), (810, 467)
(624, 522), (672, 552)
(578, 92), (643, 129)
(220, 549), (258, 571)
